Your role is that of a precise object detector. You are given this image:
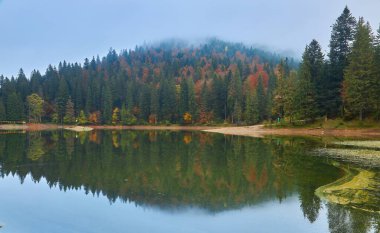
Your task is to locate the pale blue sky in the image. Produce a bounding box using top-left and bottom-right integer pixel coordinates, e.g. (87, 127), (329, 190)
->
(0, 0), (379, 77)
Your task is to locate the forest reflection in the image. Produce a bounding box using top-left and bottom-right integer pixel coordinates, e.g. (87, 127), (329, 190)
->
(0, 130), (379, 232)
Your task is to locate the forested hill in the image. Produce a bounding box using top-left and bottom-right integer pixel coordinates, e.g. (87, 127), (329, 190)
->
(1, 7), (380, 126)
(0, 39), (297, 124)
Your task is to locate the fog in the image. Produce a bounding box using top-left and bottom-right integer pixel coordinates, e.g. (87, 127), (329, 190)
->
(0, 0), (379, 77)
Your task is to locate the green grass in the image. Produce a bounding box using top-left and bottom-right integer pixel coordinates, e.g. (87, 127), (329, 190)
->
(264, 118), (380, 129)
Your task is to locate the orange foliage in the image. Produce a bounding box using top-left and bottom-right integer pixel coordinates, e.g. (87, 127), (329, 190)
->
(148, 114), (157, 124)
(89, 111), (101, 124)
(246, 63), (269, 91)
(183, 112), (192, 124)
(198, 111), (213, 124)
(183, 134), (192, 144)
(89, 131), (100, 144)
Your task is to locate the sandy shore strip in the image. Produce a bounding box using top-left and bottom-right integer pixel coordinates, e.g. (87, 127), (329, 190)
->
(64, 126), (94, 132)
(204, 125), (380, 138)
(0, 124), (217, 132)
(91, 125), (217, 131)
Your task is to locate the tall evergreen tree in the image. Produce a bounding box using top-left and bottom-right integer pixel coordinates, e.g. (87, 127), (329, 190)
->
(227, 70), (242, 123)
(102, 83), (113, 124)
(0, 98), (6, 121)
(327, 6), (356, 117)
(56, 78), (69, 123)
(64, 97), (75, 123)
(294, 44), (319, 121)
(6, 92), (24, 121)
(372, 25), (380, 119)
(256, 75), (266, 121)
(343, 18), (375, 120)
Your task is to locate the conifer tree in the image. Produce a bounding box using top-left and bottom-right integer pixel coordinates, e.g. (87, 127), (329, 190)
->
(102, 83), (113, 124)
(6, 92), (24, 121)
(57, 78), (69, 123)
(0, 98), (6, 121)
(227, 70), (242, 123)
(343, 18), (375, 120)
(256, 75), (266, 121)
(327, 6), (356, 117)
(294, 45), (318, 121)
(64, 97), (75, 124)
(373, 25), (380, 119)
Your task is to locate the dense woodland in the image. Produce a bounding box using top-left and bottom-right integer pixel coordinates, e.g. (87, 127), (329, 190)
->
(0, 7), (379, 125)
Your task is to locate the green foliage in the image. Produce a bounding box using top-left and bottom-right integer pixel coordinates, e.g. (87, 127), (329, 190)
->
(64, 97), (75, 124)
(57, 78), (69, 123)
(343, 18), (375, 120)
(27, 93), (44, 123)
(294, 45), (318, 120)
(112, 107), (121, 125)
(77, 110), (88, 125)
(0, 98), (6, 121)
(6, 92), (24, 121)
(327, 6), (357, 118)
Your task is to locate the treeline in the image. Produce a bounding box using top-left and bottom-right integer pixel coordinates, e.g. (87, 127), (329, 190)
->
(277, 7), (380, 122)
(1, 7), (379, 125)
(0, 39), (294, 125)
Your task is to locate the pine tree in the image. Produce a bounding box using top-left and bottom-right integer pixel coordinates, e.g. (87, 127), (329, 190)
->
(372, 25), (380, 119)
(306, 40), (325, 116)
(327, 6), (356, 117)
(57, 78), (69, 124)
(121, 105), (128, 125)
(227, 70), (242, 123)
(294, 45), (318, 121)
(6, 92), (24, 121)
(283, 71), (298, 123)
(102, 83), (113, 124)
(343, 18), (375, 120)
(0, 98), (6, 121)
(64, 97), (75, 124)
(256, 75), (266, 121)
(149, 86), (159, 124)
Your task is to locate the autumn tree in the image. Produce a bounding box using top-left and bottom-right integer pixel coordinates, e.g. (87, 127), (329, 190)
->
(112, 107), (121, 125)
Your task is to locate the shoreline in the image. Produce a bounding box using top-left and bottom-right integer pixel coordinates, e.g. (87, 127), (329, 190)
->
(0, 123), (218, 132)
(2, 123), (380, 137)
(203, 125), (380, 138)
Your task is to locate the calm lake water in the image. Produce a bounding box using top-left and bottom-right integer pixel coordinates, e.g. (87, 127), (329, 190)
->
(0, 130), (379, 233)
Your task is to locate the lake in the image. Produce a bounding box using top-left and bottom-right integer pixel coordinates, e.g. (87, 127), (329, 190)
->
(0, 130), (379, 233)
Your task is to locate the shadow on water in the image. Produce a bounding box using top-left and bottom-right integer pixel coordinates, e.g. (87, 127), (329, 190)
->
(0, 130), (379, 232)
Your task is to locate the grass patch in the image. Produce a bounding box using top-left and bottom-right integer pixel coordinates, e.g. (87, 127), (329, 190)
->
(333, 141), (380, 149)
(265, 118), (380, 129)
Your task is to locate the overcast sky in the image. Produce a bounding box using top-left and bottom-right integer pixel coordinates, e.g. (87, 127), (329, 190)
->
(0, 0), (379, 78)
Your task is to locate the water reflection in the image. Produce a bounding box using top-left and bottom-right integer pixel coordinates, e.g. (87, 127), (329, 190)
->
(0, 131), (379, 232)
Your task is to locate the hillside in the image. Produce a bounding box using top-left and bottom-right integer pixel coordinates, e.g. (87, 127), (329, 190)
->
(0, 39), (295, 125)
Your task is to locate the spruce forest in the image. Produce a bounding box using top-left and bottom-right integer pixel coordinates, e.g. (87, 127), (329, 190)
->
(1, 7), (380, 125)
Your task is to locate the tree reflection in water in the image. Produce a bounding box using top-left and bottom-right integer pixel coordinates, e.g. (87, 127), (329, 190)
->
(0, 131), (379, 232)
